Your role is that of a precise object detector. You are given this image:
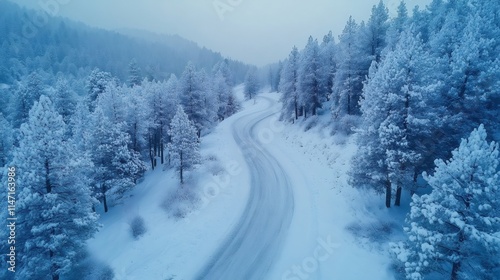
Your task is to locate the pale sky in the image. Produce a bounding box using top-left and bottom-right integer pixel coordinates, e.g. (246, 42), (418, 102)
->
(16, 0), (432, 66)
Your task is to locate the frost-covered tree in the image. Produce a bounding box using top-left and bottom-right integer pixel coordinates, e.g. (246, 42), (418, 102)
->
(128, 58), (142, 87)
(378, 29), (440, 206)
(279, 46), (301, 121)
(349, 61), (392, 207)
(90, 108), (146, 212)
(213, 68), (240, 121)
(86, 68), (114, 112)
(50, 77), (77, 124)
(244, 67), (260, 100)
(124, 84), (151, 155)
(384, 1), (409, 55)
(363, 0), (389, 62)
(179, 62), (206, 137)
(393, 125), (500, 280)
(298, 36), (322, 117)
(199, 69), (218, 131)
(319, 31), (336, 102)
(332, 17), (365, 118)
(0, 113), (13, 168)
(212, 59), (233, 87)
(145, 76), (179, 168)
(13, 72), (45, 127)
(168, 106), (201, 184)
(12, 95), (99, 280)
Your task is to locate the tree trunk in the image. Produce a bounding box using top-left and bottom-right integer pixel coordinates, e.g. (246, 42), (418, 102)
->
(395, 184), (402, 206)
(149, 133), (154, 170)
(385, 179), (391, 208)
(294, 97), (298, 120)
(45, 159), (51, 193)
(102, 184), (108, 213)
(160, 142), (164, 165)
(180, 150), (184, 184)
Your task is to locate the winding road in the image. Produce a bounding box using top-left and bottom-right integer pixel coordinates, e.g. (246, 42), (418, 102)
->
(196, 97), (295, 280)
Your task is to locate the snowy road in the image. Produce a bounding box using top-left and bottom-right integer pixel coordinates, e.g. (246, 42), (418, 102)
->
(196, 96), (295, 279)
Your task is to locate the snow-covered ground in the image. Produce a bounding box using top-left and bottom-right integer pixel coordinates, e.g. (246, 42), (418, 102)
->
(88, 86), (406, 279)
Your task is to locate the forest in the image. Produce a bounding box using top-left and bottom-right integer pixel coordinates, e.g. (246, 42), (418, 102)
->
(0, 0), (499, 279)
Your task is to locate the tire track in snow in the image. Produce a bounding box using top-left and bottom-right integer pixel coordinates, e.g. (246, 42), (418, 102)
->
(196, 97), (295, 280)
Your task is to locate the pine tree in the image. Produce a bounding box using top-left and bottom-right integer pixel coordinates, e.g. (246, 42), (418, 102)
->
(90, 108), (146, 212)
(128, 58), (142, 87)
(363, 0), (389, 63)
(12, 95), (99, 280)
(179, 62), (206, 137)
(0, 113), (13, 168)
(50, 77), (77, 124)
(319, 31), (336, 102)
(86, 68), (114, 112)
(279, 46), (300, 121)
(298, 36), (322, 117)
(168, 106), (201, 184)
(349, 61), (391, 207)
(13, 72), (45, 127)
(332, 17), (364, 118)
(244, 67), (260, 100)
(393, 125), (500, 280)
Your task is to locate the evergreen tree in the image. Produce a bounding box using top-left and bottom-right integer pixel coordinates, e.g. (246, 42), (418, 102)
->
(168, 106), (201, 184)
(128, 58), (142, 87)
(179, 62), (206, 137)
(332, 16), (364, 118)
(298, 36), (322, 117)
(244, 67), (260, 100)
(12, 95), (99, 280)
(0, 113), (13, 168)
(393, 125), (500, 280)
(363, 0), (389, 62)
(86, 68), (114, 112)
(378, 30), (439, 206)
(13, 72), (45, 127)
(319, 31), (336, 102)
(50, 77), (77, 124)
(90, 108), (146, 212)
(279, 46), (301, 121)
(349, 61), (391, 207)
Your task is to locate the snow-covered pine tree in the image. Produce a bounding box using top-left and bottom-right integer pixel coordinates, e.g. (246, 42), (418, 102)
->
(377, 29), (439, 206)
(179, 62), (206, 137)
(244, 67), (260, 100)
(213, 70), (232, 121)
(50, 77), (77, 124)
(13, 72), (45, 127)
(363, 0), (389, 63)
(279, 46), (301, 122)
(0, 113), (13, 168)
(12, 95), (99, 280)
(349, 61), (392, 207)
(394, 125), (500, 280)
(319, 31), (336, 102)
(91, 108), (146, 212)
(212, 59), (233, 87)
(124, 83), (151, 155)
(168, 106), (201, 184)
(199, 69), (218, 131)
(298, 36), (322, 117)
(332, 16), (364, 118)
(86, 68), (114, 112)
(128, 58), (142, 87)
(384, 1), (409, 55)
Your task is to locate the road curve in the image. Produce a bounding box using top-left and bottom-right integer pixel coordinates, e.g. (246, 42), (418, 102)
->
(196, 97), (295, 280)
